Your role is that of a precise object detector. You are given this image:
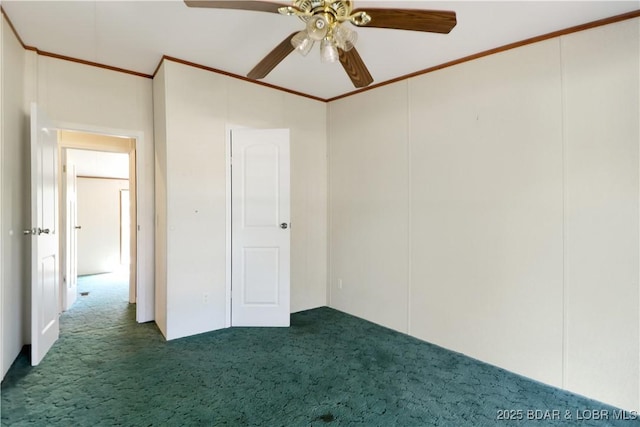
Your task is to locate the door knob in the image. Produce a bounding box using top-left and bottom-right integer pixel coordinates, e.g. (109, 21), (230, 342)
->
(23, 229), (33, 235)
(38, 228), (50, 235)
(280, 223), (288, 229)
(74, 226), (82, 230)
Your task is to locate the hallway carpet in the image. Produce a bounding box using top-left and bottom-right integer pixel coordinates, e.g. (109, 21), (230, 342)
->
(1, 274), (636, 426)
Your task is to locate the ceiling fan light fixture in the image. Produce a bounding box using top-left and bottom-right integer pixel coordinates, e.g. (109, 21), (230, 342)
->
(320, 38), (339, 63)
(291, 30), (314, 56)
(306, 15), (329, 41)
(333, 23), (357, 51)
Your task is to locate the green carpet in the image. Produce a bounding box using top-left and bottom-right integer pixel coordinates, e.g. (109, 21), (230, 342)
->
(1, 274), (637, 426)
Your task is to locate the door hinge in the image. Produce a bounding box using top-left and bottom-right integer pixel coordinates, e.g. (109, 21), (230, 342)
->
(63, 164), (66, 173)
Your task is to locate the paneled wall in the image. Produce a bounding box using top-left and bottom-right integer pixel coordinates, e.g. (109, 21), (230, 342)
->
(154, 60), (328, 340)
(328, 18), (639, 411)
(562, 19), (639, 409)
(329, 83), (409, 332)
(409, 39), (565, 387)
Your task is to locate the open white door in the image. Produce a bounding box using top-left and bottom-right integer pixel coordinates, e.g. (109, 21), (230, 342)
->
(231, 128), (290, 327)
(29, 103), (59, 366)
(62, 154), (78, 310)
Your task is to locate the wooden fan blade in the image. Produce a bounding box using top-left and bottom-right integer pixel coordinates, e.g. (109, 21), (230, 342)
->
(353, 8), (457, 34)
(247, 32), (297, 80)
(338, 47), (374, 88)
(184, 1), (287, 14)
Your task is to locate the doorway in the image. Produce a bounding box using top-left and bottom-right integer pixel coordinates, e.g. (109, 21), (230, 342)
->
(58, 130), (137, 314)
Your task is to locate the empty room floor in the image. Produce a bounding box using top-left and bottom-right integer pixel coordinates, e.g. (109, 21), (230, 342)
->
(1, 275), (632, 426)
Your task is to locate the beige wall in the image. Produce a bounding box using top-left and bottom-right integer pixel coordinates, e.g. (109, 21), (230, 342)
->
(329, 82), (409, 332)
(1, 13), (29, 379)
(409, 39), (564, 386)
(154, 60), (328, 340)
(328, 18), (639, 411)
(76, 177), (129, 275)
(562, 18), (640, 409)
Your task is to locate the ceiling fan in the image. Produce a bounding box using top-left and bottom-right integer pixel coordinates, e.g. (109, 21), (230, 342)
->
(185, 1), (457, 88)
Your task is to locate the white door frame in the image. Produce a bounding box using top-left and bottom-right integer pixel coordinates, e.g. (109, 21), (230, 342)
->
(225, 125), (246, 328)
(53, 120), (153, 323)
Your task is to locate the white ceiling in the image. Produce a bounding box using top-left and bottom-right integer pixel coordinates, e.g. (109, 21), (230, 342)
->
(67, 149), (130, 179)
(3, 1), (639, 99)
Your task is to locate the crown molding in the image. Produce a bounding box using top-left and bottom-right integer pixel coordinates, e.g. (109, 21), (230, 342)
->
(327, 9), (640, 102)
(153, 55), (326, 103)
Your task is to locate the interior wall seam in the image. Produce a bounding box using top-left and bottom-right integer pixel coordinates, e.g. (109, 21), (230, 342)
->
(406, 79), (412, 336)
(0, 12), (5, 380)
(559, 34), (569, 391)
(326, 102), (332, 308)
(637, 17), (640, 413)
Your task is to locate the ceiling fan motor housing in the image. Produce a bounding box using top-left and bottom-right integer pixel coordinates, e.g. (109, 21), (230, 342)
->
(294, 0), (353, 23)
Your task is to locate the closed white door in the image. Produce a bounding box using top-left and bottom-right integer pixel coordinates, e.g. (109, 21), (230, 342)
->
(63, 158), (78, 310)
(231, 128), (290, 327)
(29, 103), (59, 365)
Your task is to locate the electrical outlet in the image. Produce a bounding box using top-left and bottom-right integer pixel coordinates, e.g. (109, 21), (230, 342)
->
(338, 279), (343, 290)
(203, 292), (209, 304)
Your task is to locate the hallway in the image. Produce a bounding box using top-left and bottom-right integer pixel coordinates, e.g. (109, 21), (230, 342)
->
(63, 272), (133, 334)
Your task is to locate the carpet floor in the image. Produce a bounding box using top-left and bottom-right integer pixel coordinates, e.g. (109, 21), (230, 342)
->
(1, 273), (636, 426)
